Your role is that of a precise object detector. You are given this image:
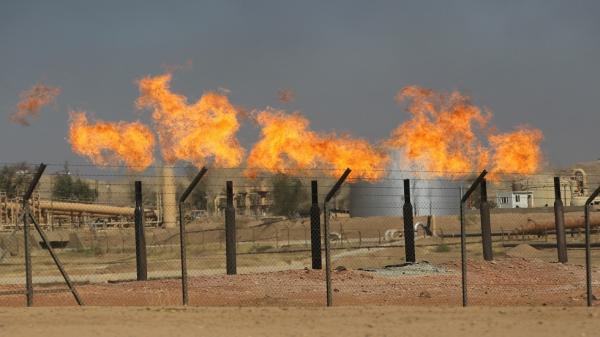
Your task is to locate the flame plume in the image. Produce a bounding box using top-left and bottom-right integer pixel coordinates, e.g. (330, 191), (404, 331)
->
(386, 86), (491, 176)
(385, 86), (545, 178)
(247, 110), (389, 180)
(10, 83), (61, 126)
(68, 112), (155, 171)
(489, 127), (544, 176)
(136, 73), (244, 168)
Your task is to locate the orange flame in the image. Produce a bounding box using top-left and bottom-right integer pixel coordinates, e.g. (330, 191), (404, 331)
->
(10, 83), (61, 126)
(136, 73), (244, 167)
(247, 110), (389, 180)
(386, 86), (491, 176)
(386, 86), (544, 178)
(488, 127), (544, 177)
(68, 112), (155, 171)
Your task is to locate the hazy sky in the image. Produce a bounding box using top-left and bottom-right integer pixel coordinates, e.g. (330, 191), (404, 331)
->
(1, 0), (598, 169)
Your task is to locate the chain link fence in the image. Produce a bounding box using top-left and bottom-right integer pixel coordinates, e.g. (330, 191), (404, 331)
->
(1, 163), (600, 307)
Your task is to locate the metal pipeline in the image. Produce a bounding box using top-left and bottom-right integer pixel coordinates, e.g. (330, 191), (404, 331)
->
(514, 213), (600, 234)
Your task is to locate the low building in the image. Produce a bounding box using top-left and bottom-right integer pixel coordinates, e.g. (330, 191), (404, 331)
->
(496, 191), (534, 208)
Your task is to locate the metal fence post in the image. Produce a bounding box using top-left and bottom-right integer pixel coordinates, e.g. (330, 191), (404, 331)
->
(225, 181), (237, 275)
(23, 204), (33, 306)
(554, 177), (568, 263)
(403, 179), (416, 263)
(22, 163), (48, 307)
(460, 170), (488, 307)
(323, 168), (352, 307)
(134, 181), (147, 281)
(310, 180), (322, 269)
(178, 167), (208, 305)
(479, 178), (493, 261)
(22, 163), (83, 306)
(584, 185), (600, 306)
(459, 187), (466, 307)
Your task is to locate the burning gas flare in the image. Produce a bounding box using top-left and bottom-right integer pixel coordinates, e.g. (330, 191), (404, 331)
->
(68, 112), (155, 171)
(66, 70), (543, 180)
(10, 83), (61, 126)
(136, 73), (244, 167)
(386, 86), (491, 176)
(247, 109), (389, 180)
(489, 127), (544, 176)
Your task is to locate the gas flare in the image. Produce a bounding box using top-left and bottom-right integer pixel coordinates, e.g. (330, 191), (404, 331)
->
(136, 73), (244, 168)
(386, 86), (491, 177)
(488, 127), (544, 177)
(247, 109), (389, 180)
(68, 112), (155, 171)
(10, 83), (61, 126)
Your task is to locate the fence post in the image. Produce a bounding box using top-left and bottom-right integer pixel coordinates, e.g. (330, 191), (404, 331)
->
(23, 163), (83, 306)
(323, 168), (351, 307)
(554, 177), (568, 263)
(178, 167), (208, 305)
(479, 178), (493, 261)
(584, 185), (600, 306)
(22, 163), (48, 306)
(225, 181), (237, 275)
(134, 181), (148, 281)
(310, 180), (322, 269)
(23, 204), (33, 306)
(403, 179), (416, 263)
(460, 170), (488, 307)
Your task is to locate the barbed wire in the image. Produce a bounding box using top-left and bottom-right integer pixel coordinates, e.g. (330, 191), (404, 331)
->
(1, 160), (599, 178)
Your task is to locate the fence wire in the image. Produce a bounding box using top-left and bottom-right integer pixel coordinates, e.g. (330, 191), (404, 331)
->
(0, 162), (598, 307)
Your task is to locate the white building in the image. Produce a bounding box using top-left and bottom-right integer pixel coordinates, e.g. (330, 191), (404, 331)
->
(496, 191), (534, 208)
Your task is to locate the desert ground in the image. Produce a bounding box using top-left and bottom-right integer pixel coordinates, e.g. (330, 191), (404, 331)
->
(1, 306), (600, 337)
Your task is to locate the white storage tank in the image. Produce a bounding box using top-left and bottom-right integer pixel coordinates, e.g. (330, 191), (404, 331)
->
(349, 151), (462, 217)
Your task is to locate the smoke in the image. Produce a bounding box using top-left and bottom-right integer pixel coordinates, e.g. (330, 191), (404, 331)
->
(10, 83), (61, 126)
(277, 88), (295, 104)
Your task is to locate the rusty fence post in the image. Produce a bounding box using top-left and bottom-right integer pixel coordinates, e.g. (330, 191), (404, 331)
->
(134, 181), (147, 281)
(479, 178), (493, 261)
(323, 168), (351, 307)
(460, 170), (488, 307)
(584, 185), (600, 306)
(225, 181), (237, 275)
(310, 180), (322, 269)
(178, 167), (208, 305)
(554, 177), (568, 263)
(403, 179), (416, 263)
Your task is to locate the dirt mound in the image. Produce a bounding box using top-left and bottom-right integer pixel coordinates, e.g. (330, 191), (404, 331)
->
(505, 244), (549, 258)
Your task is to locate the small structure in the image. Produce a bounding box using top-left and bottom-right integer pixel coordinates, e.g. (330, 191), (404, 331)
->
(496, 191), (534, 208)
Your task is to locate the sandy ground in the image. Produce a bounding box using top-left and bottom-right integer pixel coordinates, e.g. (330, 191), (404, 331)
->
(1, 306), (599, 337)
(0, 256), (597, 307)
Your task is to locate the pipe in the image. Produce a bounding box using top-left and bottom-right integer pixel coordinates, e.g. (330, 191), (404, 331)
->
(38, 200), (140, 216)
(514, 214), (600, 234)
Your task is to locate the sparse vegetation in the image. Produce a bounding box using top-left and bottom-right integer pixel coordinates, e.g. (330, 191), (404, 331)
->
(53, 174), (98, 202)
(0, 162), (32, 198)
(434, 243), (452, 252)
(270, 174), (309, 217)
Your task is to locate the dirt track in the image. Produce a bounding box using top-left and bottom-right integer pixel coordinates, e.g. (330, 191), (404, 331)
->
(1, 306), (599, 337)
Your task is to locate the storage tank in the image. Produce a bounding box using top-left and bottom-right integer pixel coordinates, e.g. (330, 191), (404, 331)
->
(349, 151), (462, 217)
